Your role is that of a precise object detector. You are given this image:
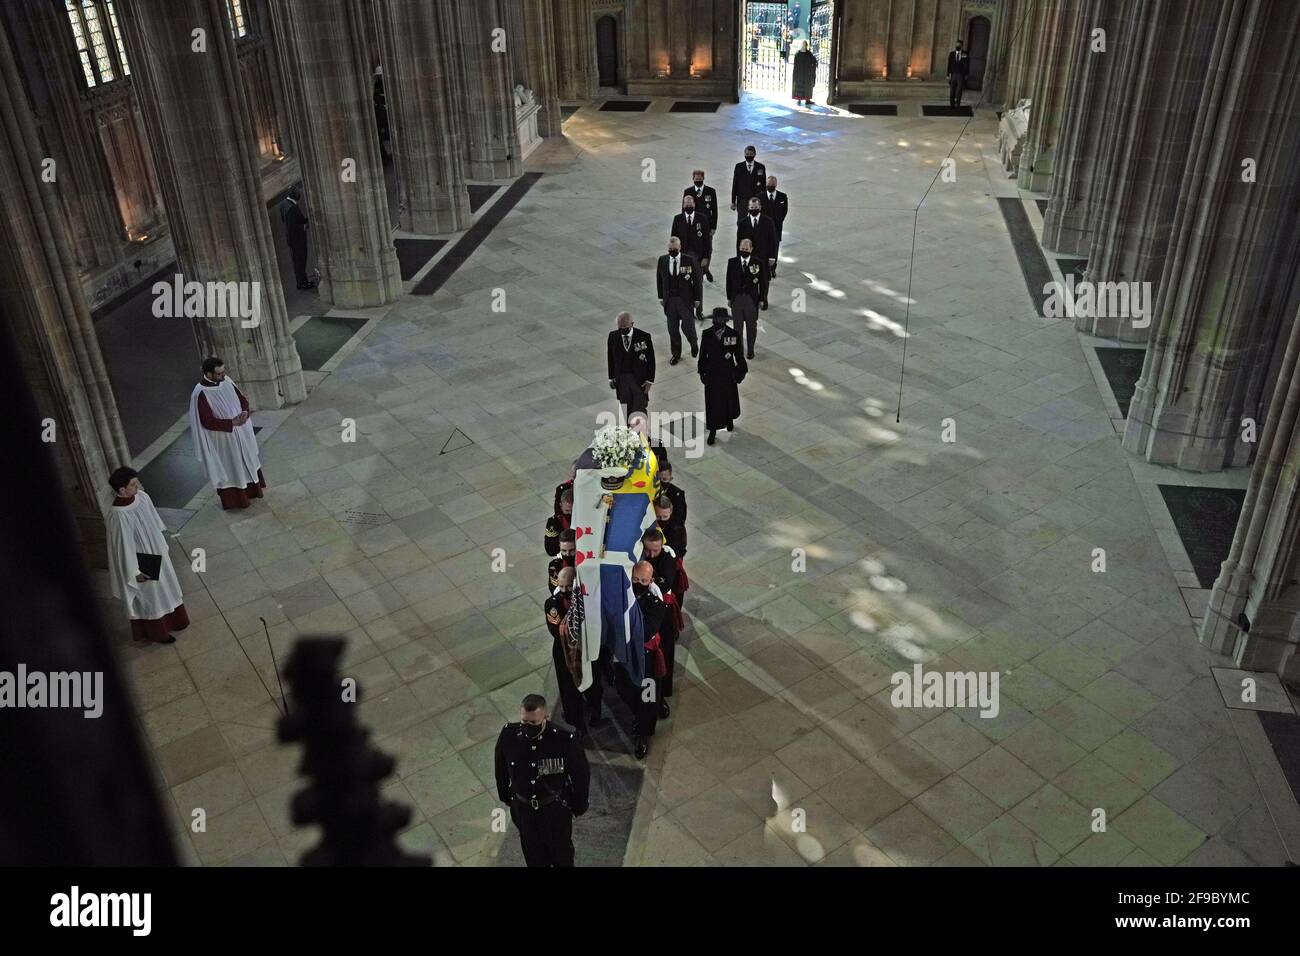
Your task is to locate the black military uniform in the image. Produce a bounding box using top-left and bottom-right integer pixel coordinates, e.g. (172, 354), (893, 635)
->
(545, 589), (585, 733)
(730, 158), (767, 225)
(494, 720), (590, 867)
(614, 586), (668, 753)
(656, 250), (701, 362)
(607, 326), (655, 416)
(657, 520), (687, 559)
(684, 181), (720, 234)
(641, 546), (678, 598)
(651, 529), (683, 702)
(543, 512), (571, 557)
(547, 557), (566, 593)
(660, 480), (687, 527)
(553, 478), (572, 515)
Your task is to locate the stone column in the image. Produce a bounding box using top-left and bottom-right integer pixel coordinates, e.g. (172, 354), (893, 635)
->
(374, 0), (471, 234)
(1201, 296), (1300, 680)
(1041, 0), (1121, 255)
(522, 0), (562, 138)
(20, 0), (126, 273)
(1122, 0), (1300, 470)
(1081, 0), (1220, 340)
(269, 0), (401, 308)
(116, 0), (305, 409)
(503, 0), (530, 89)
(0, 12), (131, 565)
(1017, 0), (1079, 193)
(1001, 0), (1046, 109)
(551, 0), (596, 102)
(455, 0), (523, 180)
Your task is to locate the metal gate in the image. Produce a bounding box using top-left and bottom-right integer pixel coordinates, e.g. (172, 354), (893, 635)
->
(810, 0), (834, 94)
(741, 1), (792, 94)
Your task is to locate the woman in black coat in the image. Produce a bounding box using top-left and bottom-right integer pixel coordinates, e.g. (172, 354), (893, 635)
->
(697, 308), (748, 445)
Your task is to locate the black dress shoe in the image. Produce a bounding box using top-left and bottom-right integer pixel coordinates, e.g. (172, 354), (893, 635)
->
(760, 301), (769, 310)
(659, 700), (670, 718)
(159, 636), (177, 645)
(726, 423), (733, 432)
(707, 430), (716, 446)
(691, 344), (699, 357)
(670, 355), (679, 366)
(705, 270), (714, 282)
(747, 350), (755, 360)
(634, 737), (648, 760)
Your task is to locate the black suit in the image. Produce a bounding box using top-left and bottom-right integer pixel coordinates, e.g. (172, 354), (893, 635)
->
(682, 184), (719, 234)
(760, 190), (789, 275)
(671, 211), (712, 267)
(656, 253), (701, 360)
(726, 255), (768, 356)
(607, 327), (655, 415)
(280, 198), (310, 287)
(730, 160), (767, 224)
(947, 51), (969, 107)
(736, 211), (778, 265)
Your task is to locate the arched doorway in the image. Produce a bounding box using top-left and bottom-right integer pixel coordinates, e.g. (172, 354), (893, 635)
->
(596, 15), (618, 88)
(966, 15), (991, 91)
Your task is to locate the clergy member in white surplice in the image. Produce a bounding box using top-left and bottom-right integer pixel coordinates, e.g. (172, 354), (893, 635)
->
(188, 356), (266, 510)
(106, 467), (189, 645)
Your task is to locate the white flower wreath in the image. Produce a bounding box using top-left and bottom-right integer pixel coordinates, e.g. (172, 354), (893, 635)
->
(590, 424), (644, 469)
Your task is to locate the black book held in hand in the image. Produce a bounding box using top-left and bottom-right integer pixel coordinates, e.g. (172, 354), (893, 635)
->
(136, 553), (162, 581)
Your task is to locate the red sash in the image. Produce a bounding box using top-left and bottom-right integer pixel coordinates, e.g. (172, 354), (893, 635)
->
(675, 556), (690, 594)
(662, 590), (685, 633)
(644, 633), (668, 678)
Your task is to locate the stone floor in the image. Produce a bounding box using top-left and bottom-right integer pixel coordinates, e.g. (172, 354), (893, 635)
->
(99, 95), (1300, 866)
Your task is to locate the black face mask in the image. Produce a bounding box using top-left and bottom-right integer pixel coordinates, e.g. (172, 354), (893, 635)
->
(684, 207), (694, 215)
(669, 250), (678, 257)
(523, 720), (545, 738)
(632, 583), (649, 597)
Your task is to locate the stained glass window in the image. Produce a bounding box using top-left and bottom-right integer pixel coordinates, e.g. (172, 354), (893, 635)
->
(106, 0), (129, 76)
(82, 0), (115, 83)
(65, 0), (96, 87)
(226, 0), (248, 38)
